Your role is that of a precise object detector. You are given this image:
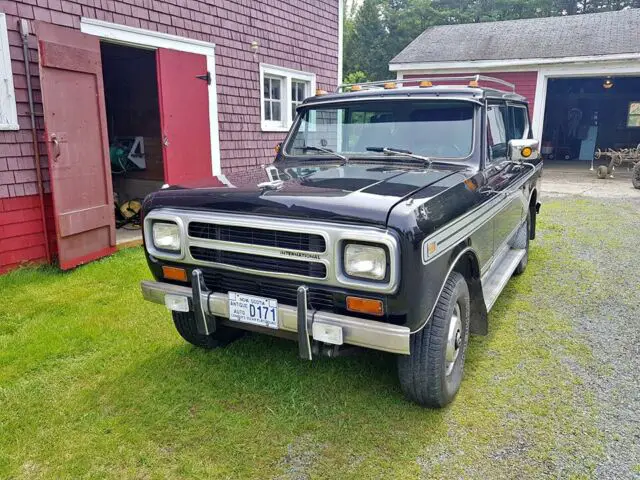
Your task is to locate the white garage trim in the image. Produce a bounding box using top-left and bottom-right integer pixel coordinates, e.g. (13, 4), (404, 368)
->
(532, 61), (640, 140)
(389, 53), (640, 73)
(80, 18), (222, 176)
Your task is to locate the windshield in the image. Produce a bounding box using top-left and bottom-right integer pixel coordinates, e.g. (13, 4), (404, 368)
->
(284, 100), (475, 160)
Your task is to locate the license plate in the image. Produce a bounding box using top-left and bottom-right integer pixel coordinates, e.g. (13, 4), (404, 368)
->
(228, 292), (278, 329)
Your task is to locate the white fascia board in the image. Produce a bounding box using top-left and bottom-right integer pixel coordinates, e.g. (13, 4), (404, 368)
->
(389, 53), (640, 73)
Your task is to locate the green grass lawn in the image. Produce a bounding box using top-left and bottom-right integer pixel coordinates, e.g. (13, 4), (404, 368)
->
(1, 198), (636, 479)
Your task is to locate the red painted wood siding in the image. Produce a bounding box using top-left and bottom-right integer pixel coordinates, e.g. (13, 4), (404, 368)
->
(0, 194), (55, 273)
(0, 0), (339, 272)
(404, 71), (538, 114)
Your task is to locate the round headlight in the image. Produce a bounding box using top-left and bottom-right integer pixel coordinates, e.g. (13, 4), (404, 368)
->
(344, 243), (387, 281)
(152, 222), (181, 251)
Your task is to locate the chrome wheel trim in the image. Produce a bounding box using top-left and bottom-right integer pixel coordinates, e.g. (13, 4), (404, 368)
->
(445, 302), (462, 376)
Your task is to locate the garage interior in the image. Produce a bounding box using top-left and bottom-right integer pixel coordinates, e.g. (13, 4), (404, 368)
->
(101, 42), (164, 243)
(541, 76), (640, 163)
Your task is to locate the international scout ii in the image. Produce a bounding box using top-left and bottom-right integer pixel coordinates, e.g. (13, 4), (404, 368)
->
(140, 76), (542, 407)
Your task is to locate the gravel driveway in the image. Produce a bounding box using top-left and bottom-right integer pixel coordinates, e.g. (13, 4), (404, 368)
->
(539, 177), (640, 478)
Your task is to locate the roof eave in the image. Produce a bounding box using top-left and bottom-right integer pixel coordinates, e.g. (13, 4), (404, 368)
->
(389, 52), (640, 72)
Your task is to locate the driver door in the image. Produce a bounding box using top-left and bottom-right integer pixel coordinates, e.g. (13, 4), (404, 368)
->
(485, 103), (524, 256)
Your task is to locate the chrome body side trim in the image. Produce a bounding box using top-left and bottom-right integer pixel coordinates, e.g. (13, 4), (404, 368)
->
(421, 161), (541, 265)
(144, 209), (401, 294)
(141, 280), (411, 355)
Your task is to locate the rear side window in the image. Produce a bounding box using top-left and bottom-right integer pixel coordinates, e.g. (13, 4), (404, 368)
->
(487, 104), (508, 162)
(509, 105), (530, 139)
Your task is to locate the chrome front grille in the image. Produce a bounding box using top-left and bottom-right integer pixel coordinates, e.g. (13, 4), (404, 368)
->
(188, 222), (326, 252)
(190, 246), (327, 278)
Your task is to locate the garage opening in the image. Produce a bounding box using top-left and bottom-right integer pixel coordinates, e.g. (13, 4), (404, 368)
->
(541, 76), (640, 163)
(101, 42), (164, 245)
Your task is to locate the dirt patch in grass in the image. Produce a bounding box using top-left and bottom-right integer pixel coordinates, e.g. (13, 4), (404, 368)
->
(1, 198), (638, 479)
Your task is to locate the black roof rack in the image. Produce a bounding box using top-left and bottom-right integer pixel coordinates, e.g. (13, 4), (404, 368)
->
(336, 74), (516, 94)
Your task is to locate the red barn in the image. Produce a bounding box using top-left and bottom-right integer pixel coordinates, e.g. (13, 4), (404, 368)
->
(0, 0), (343, 273)
(390, 9), (640, 162)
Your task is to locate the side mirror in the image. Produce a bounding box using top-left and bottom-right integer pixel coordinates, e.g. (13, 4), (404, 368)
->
(508, 139), (539, 162)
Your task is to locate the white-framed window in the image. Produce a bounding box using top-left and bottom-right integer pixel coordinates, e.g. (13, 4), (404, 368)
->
(0, 13), (18, 131)
(259, 64), (316, 132)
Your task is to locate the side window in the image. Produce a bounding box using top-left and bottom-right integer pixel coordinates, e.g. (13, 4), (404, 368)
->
(260, 64), (316, 132)
(486, 104), (508, 163)
(509, 105), (530, 139)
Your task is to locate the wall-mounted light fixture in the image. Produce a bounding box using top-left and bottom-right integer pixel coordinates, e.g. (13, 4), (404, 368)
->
(603, 77), (614, 89)
(250, 40), (259, 57)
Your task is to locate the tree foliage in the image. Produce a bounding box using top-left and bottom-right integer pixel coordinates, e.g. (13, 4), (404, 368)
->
(343, 0), (639, 81)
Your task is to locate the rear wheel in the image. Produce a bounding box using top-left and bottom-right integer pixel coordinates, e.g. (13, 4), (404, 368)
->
(172, 311), (244, 349)
(397, 271), (470, 408)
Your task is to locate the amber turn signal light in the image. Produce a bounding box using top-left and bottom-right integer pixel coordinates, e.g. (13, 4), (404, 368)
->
(419, 80), (433, 87)
(346, 296), (384, 316)
(521, 146), (533, 158)
(383, 82), (397, 89)
(162, 266), (188, 282)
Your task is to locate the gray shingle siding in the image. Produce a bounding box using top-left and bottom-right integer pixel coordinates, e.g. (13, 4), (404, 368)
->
(390, 9), (640, 65)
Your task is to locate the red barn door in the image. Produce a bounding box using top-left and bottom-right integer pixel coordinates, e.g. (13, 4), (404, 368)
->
(156, 48), (212, 185)
(36, 22), (115, 270)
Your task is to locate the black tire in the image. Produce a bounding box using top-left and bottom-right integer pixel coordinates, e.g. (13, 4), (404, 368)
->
(597, 165), (608, 179)
(397, 271), (470, 408)
(632, 162), (640, 190)
(513, 211), (530, 276)
(172, 311), (244, 349)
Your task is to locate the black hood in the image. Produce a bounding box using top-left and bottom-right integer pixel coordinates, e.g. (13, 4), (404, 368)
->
(144, 162), (463, 226)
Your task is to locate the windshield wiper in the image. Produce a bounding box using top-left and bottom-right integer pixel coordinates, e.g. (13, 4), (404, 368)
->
(366, 146), (431, 166)
(302, 145), (349, 163)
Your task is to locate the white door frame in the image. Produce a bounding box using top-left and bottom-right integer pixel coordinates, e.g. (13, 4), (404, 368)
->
(80, 18), (222, 176)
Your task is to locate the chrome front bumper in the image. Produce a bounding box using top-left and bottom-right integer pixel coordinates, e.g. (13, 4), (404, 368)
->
(140, 279), (410, 356)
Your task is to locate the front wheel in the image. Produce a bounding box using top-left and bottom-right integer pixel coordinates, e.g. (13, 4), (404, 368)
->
(397, 271), (470, 408)
(172, 311), (244, 349)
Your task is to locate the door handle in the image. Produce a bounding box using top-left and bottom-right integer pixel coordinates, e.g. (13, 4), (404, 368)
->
(162, 135), (170, 147)
(50, 134), (61, 161)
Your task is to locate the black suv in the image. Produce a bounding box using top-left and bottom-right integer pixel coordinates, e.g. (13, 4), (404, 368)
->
(140, 76), (542, 408)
